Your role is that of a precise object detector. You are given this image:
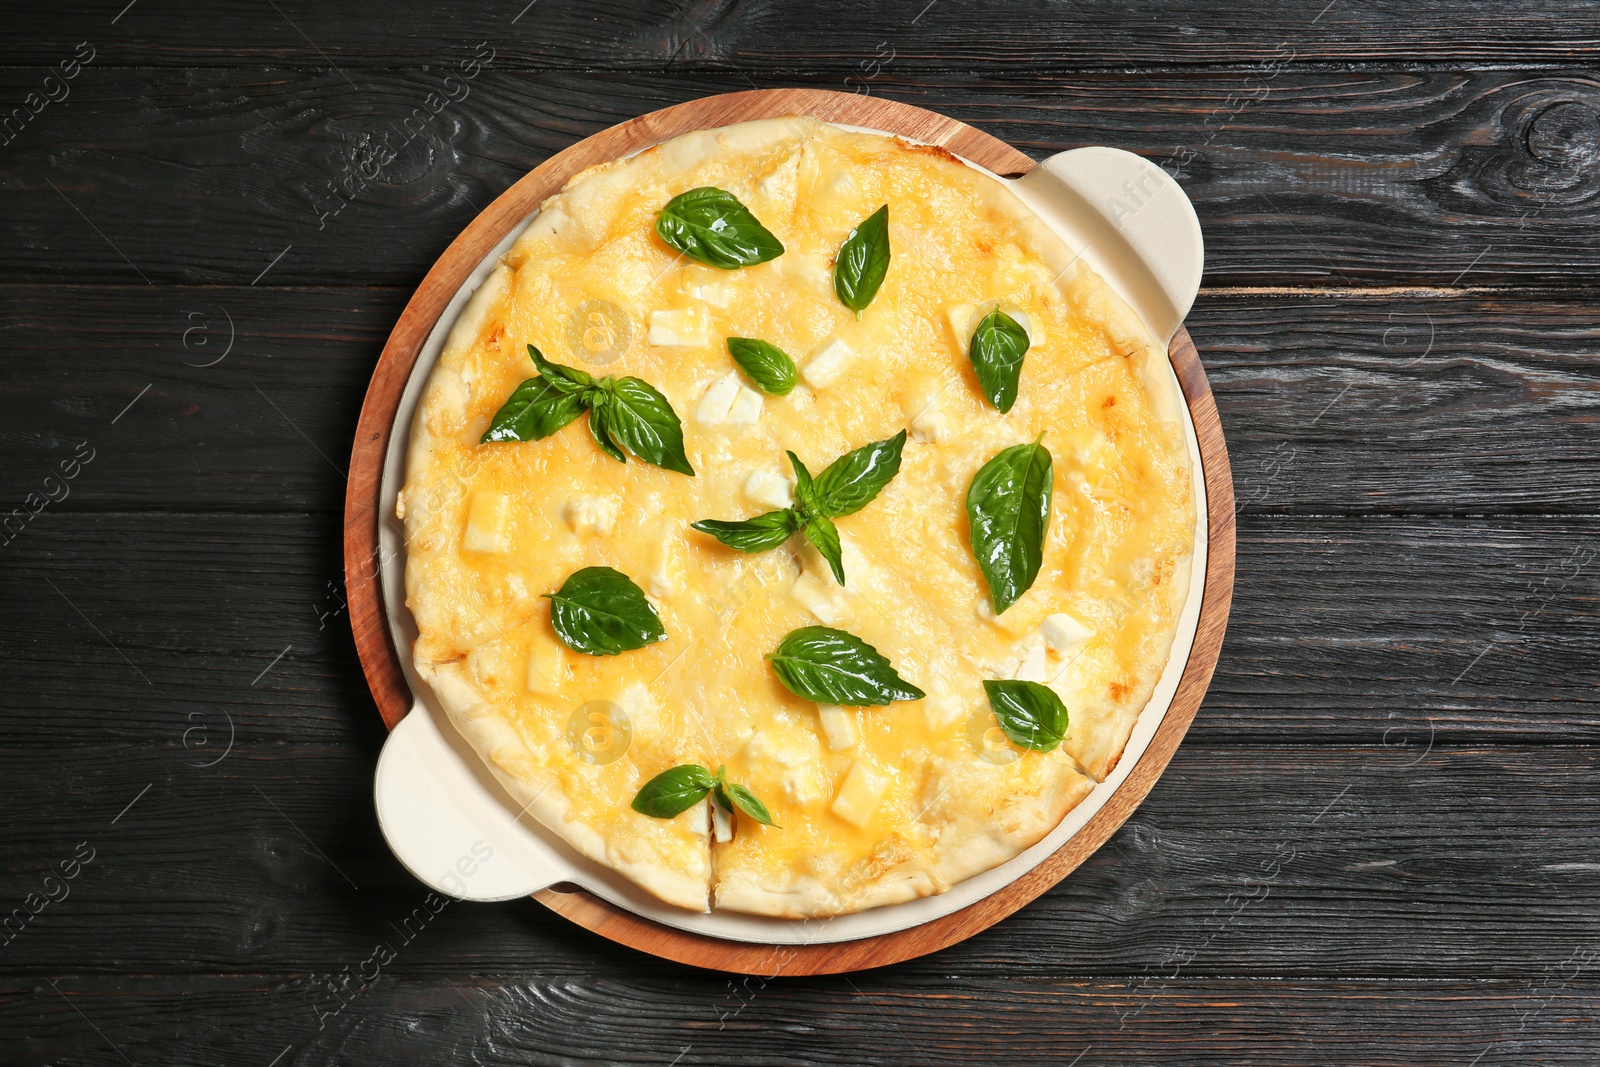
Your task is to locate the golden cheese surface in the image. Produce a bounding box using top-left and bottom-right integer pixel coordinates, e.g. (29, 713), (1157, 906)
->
(399, 117), (1195, 916)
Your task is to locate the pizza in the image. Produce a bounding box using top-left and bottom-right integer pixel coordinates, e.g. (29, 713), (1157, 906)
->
(397, 116), (1195, 917)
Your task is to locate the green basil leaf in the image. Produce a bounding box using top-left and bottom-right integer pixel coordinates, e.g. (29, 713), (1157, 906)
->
(767, 625), (925, 706)
(544, 566), (667, 656)
(811, 429), (906, 518)
(586, 397), (627, 464)
(787, 450), (818, 518)
(632, 764), (716, 818)
(655, 187), (785, 270)
(480, 376), (589, 443)
(968, 310), (1031, 413)
(966, 438), (1054, 614)
(727, 337), (799, 395)
(691, 509), (800, 552)
(833, 204), (890, 314)
(803, 513), (845, 585)
(599, 376), (694, 475)
(717, 780), (778, 827)
(527, 343), (593, 395)
(982, 679), (1069, 752)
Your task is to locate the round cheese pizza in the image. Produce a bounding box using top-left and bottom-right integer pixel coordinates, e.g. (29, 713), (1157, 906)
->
(398, 116), (1195, 917)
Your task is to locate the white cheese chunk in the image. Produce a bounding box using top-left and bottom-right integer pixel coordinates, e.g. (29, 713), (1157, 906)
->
(525, 639), (567, 695)
(648, 531), (680, 599)
(744, 732), (806, 768)
(712, 801), (733, 842)
(1011, 637), (1049, 683)
(561, 493), (618, 536)
(695, 373), (742, 424)
(462, 492), (511, 554)
(790, 571), (844, 624)
(1041, 612), (1093, 653)
(691, 282), (736, 309)
(686, 798), (710, 836)
(647, 308), (706, 347)
(831, 760), (889, 827)
(944, 303), (980, 351)
(910, 399), (950, 443)
(924, 694), (967, 732)
(744, 470), (793, 509)
(725, 385), (764, 425)
(1008, 307), (1040, 345)
(816, 705), (861, 750)
(745, 731), (826, 804)
(782, 768), (827, 805)
(802, 336), (854, 387)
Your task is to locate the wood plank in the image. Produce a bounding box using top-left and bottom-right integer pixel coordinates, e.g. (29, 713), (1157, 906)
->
(3, 69), (1599, 288)
(4, 286), (1597, 515)
(5, 0), (1595, 69)
(0, 741), (1596, 978)
(2, 511), (1596, 744)
(5, 975), (1598, 1065)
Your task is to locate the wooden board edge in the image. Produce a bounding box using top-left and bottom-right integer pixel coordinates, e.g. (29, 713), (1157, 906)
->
(343, 89), (1233, 975)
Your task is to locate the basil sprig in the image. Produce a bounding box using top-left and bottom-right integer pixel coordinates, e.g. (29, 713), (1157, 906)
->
(767, 625), (925, 706)
(983, 679), (1069, 752)
(966, 436), (1053, 614)
(544, 566), (667, 656)
(969, 309), (1031, 413)
(690, 509), (799, 552)
(726, 337), (799, 395)
(689, 431), (906, 585)
(482, 345), (693, 475)
(631, 764), (777, 826)
(833, 204), (890, 315)
(655, 187), (785, 270)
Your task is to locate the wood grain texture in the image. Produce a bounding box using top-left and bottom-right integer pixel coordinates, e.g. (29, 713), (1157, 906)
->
(4, 975), (1599, 1066)
(5, 286), (1598, 515)
(2, 744), (1597, 980)
(4, 511), (1596, 746)
(2, 0), (1597, 1057)
(7, 0), (1597, 69)
(3, 69), (1599, 288)
(341, 88), (1229, 974)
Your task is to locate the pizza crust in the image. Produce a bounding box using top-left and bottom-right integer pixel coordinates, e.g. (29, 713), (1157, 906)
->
(399, 116), (1195, 918)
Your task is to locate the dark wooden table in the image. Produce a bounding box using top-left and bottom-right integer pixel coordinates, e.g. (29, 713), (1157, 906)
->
(3, 3), (1597, 1063)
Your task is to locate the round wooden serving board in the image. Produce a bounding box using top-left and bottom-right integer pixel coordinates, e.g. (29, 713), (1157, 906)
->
(344, 88), (1235, 975)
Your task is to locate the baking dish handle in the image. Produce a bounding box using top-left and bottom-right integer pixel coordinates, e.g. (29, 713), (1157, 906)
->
(1009, 147), (1204, 345)
(375, 702), (574, 901)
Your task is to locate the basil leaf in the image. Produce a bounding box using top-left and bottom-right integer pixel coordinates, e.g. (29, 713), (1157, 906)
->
(528, 343), (593, 395)
(717, 780), (777, 827)
(655, 187), (785, 270)
(586, 397), (627, 464)
(787, 450), (818, 517)
(833, 204), (890, 314)
(599, 376), (694, 475)
(544, 566), (667, 656)
(727, 337), (798, 396)
(811, 429), (906, 518)
(804, 513), (845, 585)
(691, 509), (799, 552)
(968, 310), (1031, 414)
(983, 679), (1069, 752)
(480, 376), (588, 443)
(632, 764), (715, 818)
(966, 438), (1054, 614)
(767, 625), (925, 706)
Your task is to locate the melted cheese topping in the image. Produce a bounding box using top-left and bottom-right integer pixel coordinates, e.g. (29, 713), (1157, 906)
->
(400, 118), (1194, 917)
